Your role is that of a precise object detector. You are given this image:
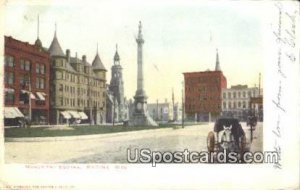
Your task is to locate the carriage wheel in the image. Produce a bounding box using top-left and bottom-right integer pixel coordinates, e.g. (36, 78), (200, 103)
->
(207, 131), (215, 153)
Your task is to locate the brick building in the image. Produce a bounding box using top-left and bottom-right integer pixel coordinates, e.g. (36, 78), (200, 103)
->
(183, 50), (227, 122)
(4, 36), (50, 125)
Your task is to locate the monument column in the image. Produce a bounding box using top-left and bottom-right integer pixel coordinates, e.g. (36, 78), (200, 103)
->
(137, 22), (144, 93)
(130, 21), (157, 127)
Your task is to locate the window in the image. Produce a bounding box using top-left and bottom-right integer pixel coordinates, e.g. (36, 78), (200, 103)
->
(20, 59), (25, 70)
(59, 84), (63, 91)
(20, 75), (29, 86)
(238, 101), (241, 108)
(40, 79), (44, 89)
(20, 59), (31, 71)
(5, 91), (15, 104)
(36, 64), (40, 74)
(36, 79), (39, 89)
(5, 72), (14, 85)
(55, 71), (62, 79)
(243, 101), (246, 108)
(228, 92), (231, 99)
(36, 78), (45, 89)
(243, 91), (246, 98)
(223, 93), (226, 99)
(238, 92), (241, 98)
(5, 55), (14, 67)
(233, 92), (236, 98)
(223, 102), (227, 109)
(40, 64), (45, 74)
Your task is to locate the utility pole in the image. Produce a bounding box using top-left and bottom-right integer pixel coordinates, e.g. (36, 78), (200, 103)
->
(156, 99), (159, 121)
(172, 88), (174, 121)
(258, 73), (261, 96)
(28, 75), (32, 123)
(182, 81), (184, 128)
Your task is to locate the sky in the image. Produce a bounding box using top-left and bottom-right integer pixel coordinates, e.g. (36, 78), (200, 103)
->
(3, 0), (267, 103)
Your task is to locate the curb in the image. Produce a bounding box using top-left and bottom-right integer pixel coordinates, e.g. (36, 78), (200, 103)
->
(5, 127), (174, 142)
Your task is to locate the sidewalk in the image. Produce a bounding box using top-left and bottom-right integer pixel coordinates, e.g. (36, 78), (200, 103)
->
(245, 122), (263, 152)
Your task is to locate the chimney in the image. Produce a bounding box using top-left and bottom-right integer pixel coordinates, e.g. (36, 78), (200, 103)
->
(66, 49), (70, 62)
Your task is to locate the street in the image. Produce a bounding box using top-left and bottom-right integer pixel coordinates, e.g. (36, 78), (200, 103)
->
(5, 122), (263, 164)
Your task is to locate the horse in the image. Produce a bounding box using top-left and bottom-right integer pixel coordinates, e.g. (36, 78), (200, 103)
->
(218, 125), (236, 151)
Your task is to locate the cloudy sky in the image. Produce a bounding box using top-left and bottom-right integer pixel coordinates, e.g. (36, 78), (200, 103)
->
(3, 0), (268, 103)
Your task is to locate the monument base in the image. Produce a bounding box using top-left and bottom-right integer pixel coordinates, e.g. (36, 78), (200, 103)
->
(129, 112), (158, 127)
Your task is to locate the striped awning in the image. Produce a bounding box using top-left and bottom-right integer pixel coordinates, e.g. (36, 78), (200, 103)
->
(78, 112), (88, 120)
(68, 111), (81, 119)
(21, 90), (36, 99)
(36, 92), (45, 101)
(4, 107), (24, 119)
(60, 111), (71, 119)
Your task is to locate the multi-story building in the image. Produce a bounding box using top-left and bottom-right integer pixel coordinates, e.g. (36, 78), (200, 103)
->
(48, 29), (107, 125)
(183, 50), (227, 122)
(148, 100), (173, 123)
(221, 85), (263, 121)
(4, 36), (50, 125)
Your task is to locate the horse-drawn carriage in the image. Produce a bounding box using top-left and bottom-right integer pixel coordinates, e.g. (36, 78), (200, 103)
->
(207, 118), (247, 153)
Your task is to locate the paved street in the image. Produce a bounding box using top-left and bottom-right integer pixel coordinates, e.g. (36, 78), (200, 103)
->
(5, 122), (263, 164)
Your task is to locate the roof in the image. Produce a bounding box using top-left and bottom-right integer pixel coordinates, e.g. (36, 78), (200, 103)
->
(48, 32), (65, 57)
(70, 57), (82, 64)
(92, 53), (106, 71)
(114, 51), (120, 61)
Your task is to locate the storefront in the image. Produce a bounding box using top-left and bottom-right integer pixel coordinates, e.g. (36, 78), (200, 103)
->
(4, 107), (25, 126)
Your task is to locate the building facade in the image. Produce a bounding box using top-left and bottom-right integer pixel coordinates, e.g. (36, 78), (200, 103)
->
(221, 85), (263, 121)
(48, 29), (107, 125)
(4, 36), (50, 125)
(183, 50), (227, 122)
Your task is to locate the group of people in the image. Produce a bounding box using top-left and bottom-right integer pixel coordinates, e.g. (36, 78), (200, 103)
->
(18, 117), (30, 128)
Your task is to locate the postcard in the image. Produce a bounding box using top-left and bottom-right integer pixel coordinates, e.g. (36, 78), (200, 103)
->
(0, 0), (299, 189)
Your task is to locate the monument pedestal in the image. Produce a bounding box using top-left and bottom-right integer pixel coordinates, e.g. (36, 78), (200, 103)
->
(130, 91), (158, 126)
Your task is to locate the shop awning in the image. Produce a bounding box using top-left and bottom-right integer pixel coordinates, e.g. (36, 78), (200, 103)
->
(36, 92), (45, 101)
(60, 111), (71, 119)
(78, 112), (88, 120)
(4, 107), (24, 119)
(68, 111), (81, 119)
(21, 90), (36, 99)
